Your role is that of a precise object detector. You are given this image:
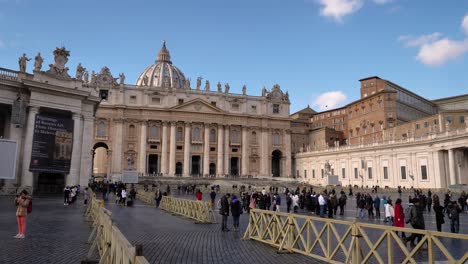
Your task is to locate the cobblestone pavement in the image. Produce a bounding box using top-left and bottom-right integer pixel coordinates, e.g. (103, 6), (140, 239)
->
(0, 196), (94, 264)
(105, 197), (322, 264)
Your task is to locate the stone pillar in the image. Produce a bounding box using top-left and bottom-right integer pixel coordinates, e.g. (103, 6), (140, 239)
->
(217, 125), (224, 176)
(284, 129), (292, 178)
(79, 116), (95, 187)
(112, 119), (123, 178)
(106, 150), (113, 181)
(448, 148), (456, 185)
(139, 121), (147, 174)
(160, 122), (168, 176)
(260, 128), (270, 176)
(241, 126), (249, 176)
(183, 122), (191, 177)
(21, 106), (39, 189)
(9, 121), (23, 185)
(68, 113), (82, 185)
(203, 124), (210, 176)
(224, 125), (230, 176)
(169, 122), (176, 176)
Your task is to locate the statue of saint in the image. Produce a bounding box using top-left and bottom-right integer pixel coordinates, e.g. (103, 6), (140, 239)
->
(75, 63), (85, 80)
(242, 85), (246, 95)
(142, 75), (149, 86)
(90, 70), (97, 85)
(217, 82), (222, 93)
(34, 53), (43, 71)
(262, 86), (267, 97)
(224, 83), (230, 94)
(119, 73), (125, 85)
(324, 161), (331, 176)
(185, 79), (191, 89)
(205, 80), (210, 91)
(196, 77), (202, 90)
(18, 53), (31, 72)
(285, 91), (289, 101)
(83, 71), (89, 84)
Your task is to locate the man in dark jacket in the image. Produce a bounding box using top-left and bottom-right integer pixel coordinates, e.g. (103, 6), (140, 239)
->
(405, 198), (426, 247)
(230, 195), (242, 231)
(220, 194), (231, 231)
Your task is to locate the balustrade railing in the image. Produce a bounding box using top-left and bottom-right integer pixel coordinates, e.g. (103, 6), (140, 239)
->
(0, 67), (18, 81)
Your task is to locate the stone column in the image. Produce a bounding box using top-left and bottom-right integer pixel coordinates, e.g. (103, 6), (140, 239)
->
(112, 119), (123, 178)
(9, 120), (23, 185)
(21, 106), (39, 189)
(224, 125), (230, 176)
(68, 113), (82, 185)
(106, 150), (113, 181)
(183, 122), (191, 177)
(168, 122), (176, 176)
(241, 126), (249, 176)
(139, 121), (147, 175)
(260, 128), (270, 176)
(217, 125), (224, 176)
(79, 116), (95, 187)
(448, 148), (456, 185)
(203, 124), (210, 176)
(160, 122), (168, 176)
(284, 129), (292, 178)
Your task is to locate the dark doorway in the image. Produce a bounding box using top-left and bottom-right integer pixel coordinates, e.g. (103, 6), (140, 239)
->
(37, 173), (65, 194)
(191, 156), (201, 176)
(272, 150), (282, 177)
(148, 154), (159, 175)
(209, 163), (216, 176)
(175, 162), (183, 175)
(230, 157), (239, 176)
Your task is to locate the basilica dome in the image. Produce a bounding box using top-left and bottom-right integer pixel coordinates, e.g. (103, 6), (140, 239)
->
(136, 41), (187, 88)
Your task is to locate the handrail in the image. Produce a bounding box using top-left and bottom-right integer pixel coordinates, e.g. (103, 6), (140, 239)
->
(85, 190), (150, 264)
(0, 67), (19, 81)
(243, 209), (468, 264)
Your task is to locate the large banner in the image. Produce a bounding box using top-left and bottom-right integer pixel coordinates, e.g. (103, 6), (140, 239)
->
(29, 114), (74, 173)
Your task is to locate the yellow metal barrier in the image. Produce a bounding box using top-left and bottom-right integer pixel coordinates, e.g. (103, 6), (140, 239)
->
(85, 190), (150, 264)
(159, 196), (215, 223)
(136, 191), (155, 205)
(243, 209), (468, 264)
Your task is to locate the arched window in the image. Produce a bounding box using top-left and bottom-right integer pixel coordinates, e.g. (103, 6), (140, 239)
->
(192, 127), (201, 141)
(209, 129), (216, 143)
(176, 127), (183, 141)
(231, 129), (239, 143)
(128, 124), (136, 138)
(250, 131), (257, 144)
(149, 125), (159, 140)
(97, 122), (106, 138)
(273, 131), (281, 145)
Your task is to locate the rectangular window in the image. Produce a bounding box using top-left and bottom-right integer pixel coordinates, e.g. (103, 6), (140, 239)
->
(251, 105), (257, 113)
(368, 167), (373, 179)
(129, 95), (137, 103)
(342, 168), (345, 179)
(178, 99), (184, 105)
(383, 167), (388, 180)
(321, 169), (324, 178)
(151, 97), (161, 104)
(421, 165), (428, 180)
(401, 166), (407, 180)
(211, 101), (217, 107)
(354, 168), (358, 179)
(99, 90), (109, 101)
(460, 116), (465, 123)
(273, 104), (280, 114)
(176, 145), (183, 150)
(446, 116), (452, 123)
(210, 147), (216, 151)
(416, 124), (420, 129)
(312, 169), (315, 178)
(424, 121), (428, 128)
(232, 103), (239, 111)
(304, 170), (307, 179)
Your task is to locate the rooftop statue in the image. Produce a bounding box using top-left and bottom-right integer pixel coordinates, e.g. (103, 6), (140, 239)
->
(90, 70), (97, 85)
(224, 83), (230, 94)
(242, 85), (246, 95)
(83, 70), (89, 84)
(217, 82), (222, 93)
(185, 79), (191, 89)
(18, 53), (31, 72)
(142, 75), (149, 86)
(262, 86), (267, 97)
(47, 47), (71, 79)
(34, 53), (43, 71)
(75, 63), (85, 80)
(196, 77), (202, 90)
(205, 80), (210, 91)
(119, 73), (125, 85)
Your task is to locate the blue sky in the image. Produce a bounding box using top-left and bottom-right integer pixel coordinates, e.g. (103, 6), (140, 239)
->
(1, 0), (467, 113)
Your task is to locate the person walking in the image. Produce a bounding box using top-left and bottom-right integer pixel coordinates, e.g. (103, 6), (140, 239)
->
(14, 190), (31, 239)
(338, 192), (347, 216)
(286, 193), (292, 213)
(433, 194), (445, 232)
(385, 199), (394, 225)
(210, 188), (216, 208)
(274, 193), (281, 212)
(405, 198), (425, 247)
(154, 188), (162, 208)
(394, 198), (406, 239)
(121, 189), (127, 206)
(84, 187), (90, 206)
(220, 194), (231, 231)
(195, 189), (203, 201)
(426, 194), (432, 213)
(448, 201), (462, 233)
(357, 195), (366, 219)
(292, 192), (299, 213)
(230, 195), (242, 231)
(63, 186), (70, 205)
(374, 195), (381, 218)
(318, 193), (326, 217)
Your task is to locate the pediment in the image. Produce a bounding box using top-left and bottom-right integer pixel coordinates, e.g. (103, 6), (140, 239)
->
(170, 98), (224, 114)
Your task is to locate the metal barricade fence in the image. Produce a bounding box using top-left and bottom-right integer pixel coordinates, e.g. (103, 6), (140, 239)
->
(159, 196), (216, 224)
(84, 190), (150, 264)
(243, 209), (468, 264)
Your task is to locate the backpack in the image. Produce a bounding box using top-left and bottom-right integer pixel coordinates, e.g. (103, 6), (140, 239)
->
(27, 200), (32, 214)
(404, 206), (411, 224)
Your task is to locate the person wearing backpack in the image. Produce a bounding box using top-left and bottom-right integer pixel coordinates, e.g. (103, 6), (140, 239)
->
(448, 201), (462, 233)
(14, 190), (31, 239)
(433, 194), (445, 232)
(404, 198), (426, 247)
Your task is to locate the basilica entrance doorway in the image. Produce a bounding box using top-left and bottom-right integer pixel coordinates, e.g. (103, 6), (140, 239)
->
(148, 154), (159, 175)
(272, 150), (282, 177)
(191, 156), (201, 176)
(36, 172), (65, 194)
(209, 163), (216, 176)
(230, 157), (239, 176)
(175, 162), (183, 176)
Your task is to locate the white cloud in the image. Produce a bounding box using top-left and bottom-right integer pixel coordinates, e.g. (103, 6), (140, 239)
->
(416, 38), (468, 66)
(462, 15), (468, 35)
(318, 0), (364, 22)
(373, 0), (393, 4)
(313, 91), (348, 111)
(398, 32), (442, 47)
